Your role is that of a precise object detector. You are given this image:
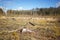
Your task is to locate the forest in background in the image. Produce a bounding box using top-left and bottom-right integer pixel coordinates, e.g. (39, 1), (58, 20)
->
(0, 6), (60, 17)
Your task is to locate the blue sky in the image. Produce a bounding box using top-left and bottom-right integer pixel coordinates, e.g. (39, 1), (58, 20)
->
(0, 0), (60, 10)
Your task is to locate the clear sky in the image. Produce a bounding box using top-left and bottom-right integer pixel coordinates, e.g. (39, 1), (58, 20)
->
(0, 0), (60, 10)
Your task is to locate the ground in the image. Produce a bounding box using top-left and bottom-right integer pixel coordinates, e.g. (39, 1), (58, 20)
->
(0, 16), (60, 40)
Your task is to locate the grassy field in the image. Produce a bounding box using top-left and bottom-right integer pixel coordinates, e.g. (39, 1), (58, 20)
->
(0, 16), (60, 40)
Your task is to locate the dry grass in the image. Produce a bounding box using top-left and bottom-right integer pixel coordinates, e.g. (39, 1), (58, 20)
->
(0, 16), (60, 40)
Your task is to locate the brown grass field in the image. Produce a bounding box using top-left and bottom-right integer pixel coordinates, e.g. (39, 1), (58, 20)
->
(0, 16), (60, 40)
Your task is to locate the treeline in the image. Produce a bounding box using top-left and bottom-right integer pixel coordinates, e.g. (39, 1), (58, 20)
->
(7, 10), (33, 16)
(0, 8), (5, 16)
(0, 7), (60, 17)
(37, 7), (60, 16)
